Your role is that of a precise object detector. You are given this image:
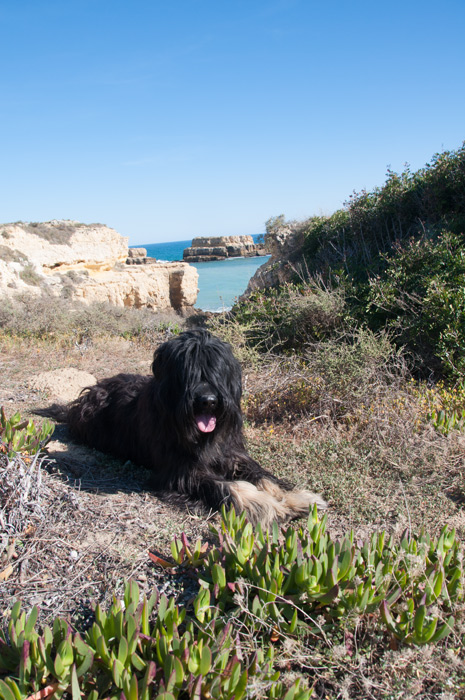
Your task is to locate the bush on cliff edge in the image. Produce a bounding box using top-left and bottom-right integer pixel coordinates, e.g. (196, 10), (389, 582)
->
(245, 143), (465, 379)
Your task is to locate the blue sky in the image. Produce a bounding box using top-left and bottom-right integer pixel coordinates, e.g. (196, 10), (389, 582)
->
(1, 1), (464, 245)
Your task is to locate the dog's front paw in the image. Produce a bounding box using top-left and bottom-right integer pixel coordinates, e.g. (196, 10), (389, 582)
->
(304, 490), (328, 511)
(283, 489), (328, 516)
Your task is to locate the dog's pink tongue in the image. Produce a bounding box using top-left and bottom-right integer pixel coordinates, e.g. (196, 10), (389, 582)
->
(196, 415), (217, 433)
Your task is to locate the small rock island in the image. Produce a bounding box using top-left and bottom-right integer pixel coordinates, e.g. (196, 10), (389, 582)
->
(183, 235), (266, 262)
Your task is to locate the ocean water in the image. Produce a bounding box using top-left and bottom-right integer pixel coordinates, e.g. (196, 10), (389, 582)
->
(132, 235), (270, 312)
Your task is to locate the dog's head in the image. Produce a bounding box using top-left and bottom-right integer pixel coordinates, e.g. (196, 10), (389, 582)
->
(151, 329), (243, 447)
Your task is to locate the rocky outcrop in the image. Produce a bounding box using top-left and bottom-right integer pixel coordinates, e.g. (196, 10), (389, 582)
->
(126, 247), (148, 264)
(1, 220), (129, 273)
(71, 263), (198, 311)
(183, 235), (266, 262)
(239, 217), (307, 299)
(0, 220), (198, 313)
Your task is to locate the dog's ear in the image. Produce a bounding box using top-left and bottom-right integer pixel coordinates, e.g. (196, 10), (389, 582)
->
(228, 358), (243, 405)
(151, 343), (166, 380)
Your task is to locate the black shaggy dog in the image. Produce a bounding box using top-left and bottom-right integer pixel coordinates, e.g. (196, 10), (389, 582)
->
(63, 329), (326, 527)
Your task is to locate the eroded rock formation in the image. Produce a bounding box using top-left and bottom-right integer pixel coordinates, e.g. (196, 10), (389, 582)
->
(0, 220), (198, 313)
(240, 218), (307, 300)
(183, 235), (266, 262)
(126, 247), (148, 264)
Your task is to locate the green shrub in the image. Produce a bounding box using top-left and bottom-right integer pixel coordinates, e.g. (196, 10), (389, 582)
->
(19, 264), (43, 287)
(231, 281), (346, 354)
(0, 245), (24, 263)
(260, 143), (465, 377)
(302, 143), (465, 281)
(366, 231), (465, 378)
(22, 220), (77, 243)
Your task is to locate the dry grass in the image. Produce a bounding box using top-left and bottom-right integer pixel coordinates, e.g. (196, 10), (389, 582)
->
(0, 447), (208, 629)
(243, 349), (465, 542)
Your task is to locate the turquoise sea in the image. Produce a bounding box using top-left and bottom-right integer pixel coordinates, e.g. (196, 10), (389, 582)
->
(133, 235), (270, 312)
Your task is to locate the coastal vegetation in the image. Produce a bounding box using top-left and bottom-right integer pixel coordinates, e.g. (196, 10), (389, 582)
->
(0, 142), (465, 698)
(255, 143), (465, 379)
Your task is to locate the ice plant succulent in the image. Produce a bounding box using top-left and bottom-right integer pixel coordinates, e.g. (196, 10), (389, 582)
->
(0, 407), (54, 459)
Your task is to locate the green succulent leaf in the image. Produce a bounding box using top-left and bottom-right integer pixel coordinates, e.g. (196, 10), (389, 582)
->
(70, 664), (81, 700)
(0, 679), (19, 700)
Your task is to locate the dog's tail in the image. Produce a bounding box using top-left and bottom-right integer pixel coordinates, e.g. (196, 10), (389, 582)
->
(34, 403), (69, 422)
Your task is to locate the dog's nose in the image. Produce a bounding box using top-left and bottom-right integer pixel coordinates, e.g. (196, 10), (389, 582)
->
(199, 393), (218, 412)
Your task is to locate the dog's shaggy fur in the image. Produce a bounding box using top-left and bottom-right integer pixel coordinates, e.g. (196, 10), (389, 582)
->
(60, 330), (326, 527)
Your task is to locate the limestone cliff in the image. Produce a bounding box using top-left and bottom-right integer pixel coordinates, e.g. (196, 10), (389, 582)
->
(0, 220), (198, 313)
(71, 263), (198, 310)
(183, 235), (266, 262)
